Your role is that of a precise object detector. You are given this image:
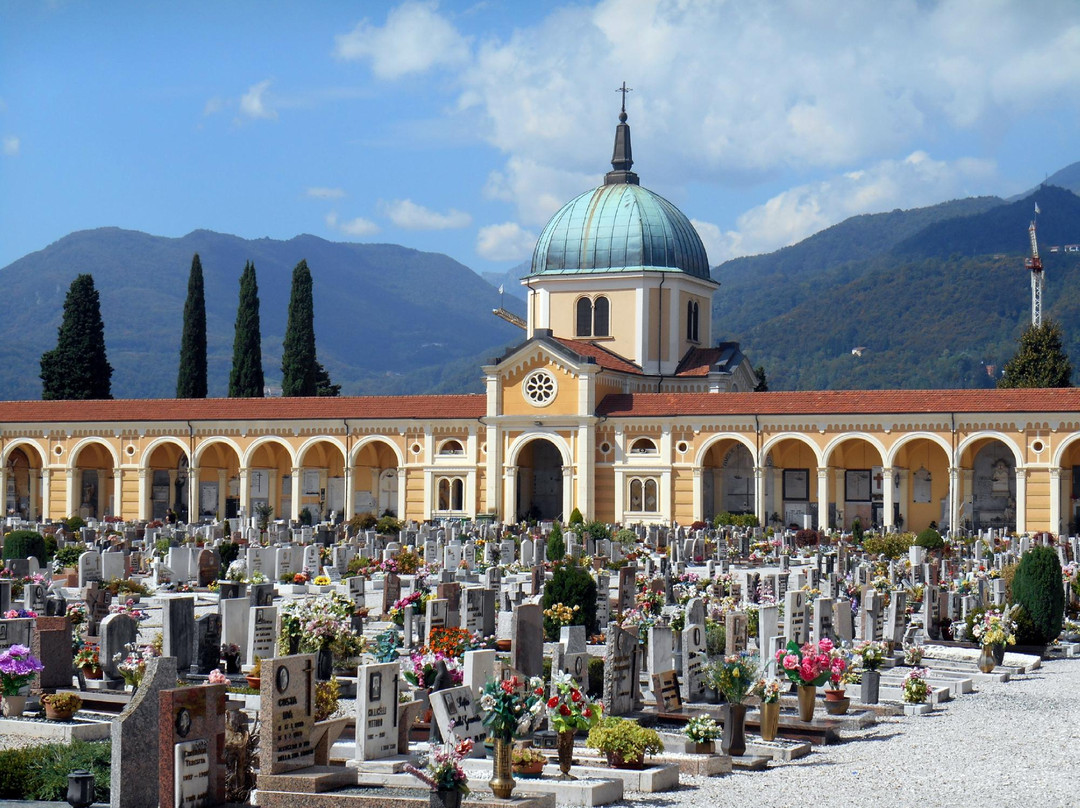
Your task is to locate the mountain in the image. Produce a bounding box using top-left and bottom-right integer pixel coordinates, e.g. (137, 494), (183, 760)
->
(714, 186), (1080, 390)
(482, 261), (531, 301)
(0, 228), (525, 399)
(1009, 160), (1080, 200)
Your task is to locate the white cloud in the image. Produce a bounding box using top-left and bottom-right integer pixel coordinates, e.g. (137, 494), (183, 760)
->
(307, 187), (346, 200)
(698, 151), (997, 263)
(326, 211), (380, 237)
(239, 79), (277, 120)
(483, 157), (599, 227)
(334, 1), (469, 79)
(2, 136), (19, 156)
(382, 198), (471, 229)
(476, 222), (536, 261)
(202, 97), (225, 117)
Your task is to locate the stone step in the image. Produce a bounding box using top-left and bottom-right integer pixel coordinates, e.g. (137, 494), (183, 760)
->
(258, 786), (556, 808)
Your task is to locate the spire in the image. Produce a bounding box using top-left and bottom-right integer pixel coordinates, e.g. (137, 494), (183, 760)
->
(605, 82), (639, 185)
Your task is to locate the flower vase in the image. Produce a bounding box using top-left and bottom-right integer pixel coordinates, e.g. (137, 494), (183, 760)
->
(82, 666), (103, 680)
(489, 737), (516, 799)
(720, 703), (747, 756)
(429, 789), (461, 808)
(823, 690), (850, 715)
(860, 670), (880, 705)
(692, 741), (715, 754)
(557, 729), (576, 779)
(797, 684), (817, 722)
(977, 645), (996, 674)
(759, 701), (780, 741)
(316, 646), (334, 681)
(1, 695), (27, 718)
(991, 644), (1005, 665)
(224, 655), (241, 675)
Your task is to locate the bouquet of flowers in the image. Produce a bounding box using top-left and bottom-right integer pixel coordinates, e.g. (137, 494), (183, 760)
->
(903, 645), (924, 666)
(776, 639), (833, 687)
(3, 609), (37, 619)
(684, 715), (721, 743)
(313, 575), (332, 586)
(404, 734), (472, 794)
(970, 606), (1017, 647)
(0, 644), (44, 695)
(546, 672), (602, 733)
(709, 652), (760, 703)
(479, 674), (546, 741)
(543, 603), (580, 628)
(388, 590), (429, 625)
(853, 640), (887, 672)
(74, 645), (101, 673)
(280, 592), (363, 658)
(109, 599), (150, 622)
(403, 651), (463, 689)
(66, 602), (88, 628)
(902, 668), (929, 703)
(753, 679), (781, 704)
(826, 645), (850, 689)
(225, 560), (247, 582)
(115, 642), (162, 687)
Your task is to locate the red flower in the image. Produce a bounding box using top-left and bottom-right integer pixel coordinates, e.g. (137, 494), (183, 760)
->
(582, 707), (592, 718)
(559, 704), (571, 716)
(501, 680), (515, 695)
(547, 696), (559, 708)
(535, 687), (544, 695)
(571, 690), (582, 703)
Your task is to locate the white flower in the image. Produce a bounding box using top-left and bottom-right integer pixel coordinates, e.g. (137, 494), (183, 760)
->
(552, 670), (572, 687)
(480, 694), (495, 710)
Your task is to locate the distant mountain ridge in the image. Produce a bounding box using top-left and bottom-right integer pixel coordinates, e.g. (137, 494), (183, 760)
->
(0, 228), (524, 399)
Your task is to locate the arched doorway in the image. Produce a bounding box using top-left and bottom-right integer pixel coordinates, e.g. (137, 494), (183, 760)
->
(352, 439), (401, 517)
(825, 437), (886, 530)
(145, 441), (190, 521)
(5, 447), (41, 520)
(194, 441), (242, 520)
(700, 440), (757, 521)
(517, 439), (563, 522)
(889, 436), (951, 533)
(966, 440), (1017, 532)
(71, 441), (117, 519)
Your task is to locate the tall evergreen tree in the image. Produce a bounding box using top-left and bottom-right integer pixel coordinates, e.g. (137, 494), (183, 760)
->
(281, 259), (318, 396)
(176, 253), (208, 398)
(40, 274), (112, 400)
(998, 320), (1073, 388)
(314, 361), (341, 397)
(228, 261), (265, 398)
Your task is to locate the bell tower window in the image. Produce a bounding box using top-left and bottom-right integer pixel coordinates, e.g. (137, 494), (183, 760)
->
(687, 300), (699, 342)
(576, 296), (611, 338)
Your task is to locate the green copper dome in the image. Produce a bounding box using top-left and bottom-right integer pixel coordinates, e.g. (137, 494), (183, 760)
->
(530, 102), (711, 280)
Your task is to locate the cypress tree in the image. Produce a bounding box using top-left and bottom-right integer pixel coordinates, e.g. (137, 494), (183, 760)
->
(314, 361), (341, 397)
(176, 253), (208, 398)
(228, 261), (264, 398)
(40, 273), (113, 400)
(998, 320), (1073, 388)
(281, 259), (318, 396)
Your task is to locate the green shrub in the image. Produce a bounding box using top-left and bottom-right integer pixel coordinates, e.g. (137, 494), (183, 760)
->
(582, 521), (611, 544)
(350, 512), (378, 532)
(914, 527), (944, 551)
(376, 515), (402, 535)
(541, 561), (598, 640)
(568, 508), (584, 526)
(586, 717), (663, 760)
(547, 523), (565, 562)
(53, 544), (84, 569)
(704, 619), (726, 658)
(2, 530), (47, 564)
(43, 533), (57, 563)
(587, 657), (604, 697)
(613, 528), (637, 547)
(863, 533), (915, 560)
(64, 515), (88, 533)
(851, 517), (864, 542)
(0, 740), (110, 800)
(218, 540), (241, 568)
(1011, 545), (1064, 644)
(1012, 605), (1043, 646)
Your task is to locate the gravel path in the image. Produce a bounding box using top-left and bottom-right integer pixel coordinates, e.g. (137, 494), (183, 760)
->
(627, 657), (1080, 808)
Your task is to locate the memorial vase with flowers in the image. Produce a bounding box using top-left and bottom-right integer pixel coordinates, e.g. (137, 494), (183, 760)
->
(546, 672), (603, 778)
(479, 675), (546, 798)
(776, 638), (834, 721)
(0, 644), (44, 717)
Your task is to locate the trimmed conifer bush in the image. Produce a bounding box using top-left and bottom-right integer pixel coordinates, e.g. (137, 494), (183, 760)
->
(914, 527), (944, 551)
(546, 522), (565, 562)
(2, 530), (47, 564)
(541, 560), (597, 640)
(1011, 545), (1064, 645)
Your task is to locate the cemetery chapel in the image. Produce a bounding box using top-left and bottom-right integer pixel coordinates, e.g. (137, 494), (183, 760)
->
(3, 104), (1080, 535)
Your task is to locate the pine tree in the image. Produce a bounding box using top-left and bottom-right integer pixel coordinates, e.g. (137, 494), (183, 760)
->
(998, 320), (1073, 388)
(281, 259), (318, 396)
(754, 365), (769, 392)
(228, 261), (264, 398)
(176, 253), (208, 398)
(314, 361), (341, 397)
(40, 274), (113, 400)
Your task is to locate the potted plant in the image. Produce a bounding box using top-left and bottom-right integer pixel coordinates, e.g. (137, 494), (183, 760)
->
(479, 675), (546, 798)
(246, 656), (262, 690)
(776, 639), (833, 721)
(585, 716), (664, 769)
(511, 746), (546, 778)
(545, 672), (603, 778)
(684, 715), (721, 754)
(708, 652), (759, 755)
(74, 645), (102, 680)
(0, 644), (44, 717)
(404, 734), (472, 808)
(823, 646), (852, 715)
(853, 640), (887, 704)
(903, 644), (924, 666)
(42, 691), (82, 721)
(902, 667), (929, 706)
(753, 679), (782, 741)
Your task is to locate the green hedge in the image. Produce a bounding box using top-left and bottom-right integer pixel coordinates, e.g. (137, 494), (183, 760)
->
(541, 561), (597, 640)
(1012, 546), (1064, 644)
(0, 740), (110, 800)
(2, 530), (47, 564)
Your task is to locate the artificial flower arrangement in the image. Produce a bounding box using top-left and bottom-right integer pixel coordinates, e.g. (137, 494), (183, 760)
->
(279, 592), (364, 658)
(683, 714), (721, 743)
(902, 668), (929, 703)
(543, 602), (580, 627)
(403, 651), (464, 690)
(0, 645), (43, 695)
(753, 678), (781, 703)
(903, 645), (924, 666)
(65, 602), (88, 627)
(776, 639), (834, 687)
(3, 609), (37, 619)
(388, 590), (430, 625)
(853, 640), (887, 672)
(970, 606), (1017, 647)
(709, 652), (760, 703)
(480, 674), (546, 741)
(248, 571), (268, 585)
(313, 575), (332, 587)
(826, 645), (850, 690)
(546, 671), (602, 732)
(225, 560), (247, 582)
(404, 734), (472, 794)
(74, 645), (101, 673)
(115, 641), (162, 687)
(207, 669), (228, 685)
(109, 599), (150, 622)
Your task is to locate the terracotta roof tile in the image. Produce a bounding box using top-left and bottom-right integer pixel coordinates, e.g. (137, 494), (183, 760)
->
(674, 347), (720, 377)
(552, 338), (643, 374)
(596, 389), (1080, 417)
(0, 395), (486, 423)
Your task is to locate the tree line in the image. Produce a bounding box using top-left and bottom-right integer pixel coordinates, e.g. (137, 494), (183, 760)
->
(40, 254), (340, 400)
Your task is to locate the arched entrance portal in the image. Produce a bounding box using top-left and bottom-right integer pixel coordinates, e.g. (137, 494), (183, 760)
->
(517, 439), (563, 522)
(701, 441), (756, 521)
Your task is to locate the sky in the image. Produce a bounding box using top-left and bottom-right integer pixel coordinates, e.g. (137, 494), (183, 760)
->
(3, 0), (1080, 278)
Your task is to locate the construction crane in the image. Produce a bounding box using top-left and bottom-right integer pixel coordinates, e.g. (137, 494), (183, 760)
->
(1025, 212), (1044, 327)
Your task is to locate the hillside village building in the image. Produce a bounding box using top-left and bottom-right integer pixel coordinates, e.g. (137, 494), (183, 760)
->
(4, 108), (1080, 536)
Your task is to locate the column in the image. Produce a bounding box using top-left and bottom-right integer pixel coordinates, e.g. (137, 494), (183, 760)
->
(396, 468), (406, 520)
(486, 423), (500, 518)
(577, 423), (593, 522)
(217, 469), (227, 521)
(40, 470), (50, 521)
(268, 470), (279, 520)
(67, 469), (78, 517)
(503, 465), (516, 523)
(1049, 467), (1062, 536)
(881, 468), (895, 531)
(27, 470), (38, 520)
(1014, 468), (1027, 534)
(138, 468), (149, 521)
(692, 467), (703, 523)
(949, 466), (960, 535)
(0, 467), (6, 515)
(188, 465), (200, 522)
(754, 466), (766, 526)
(291, 467), (302, 522)
(112, 469), (123, 518)
(343, 463), (352, 519)
(239, 468), (250, 519)
(832, 468), (845, 529)
(816, 467), (829, 531)
(897, 468), (910, 531)
(562, 465), (574, 523)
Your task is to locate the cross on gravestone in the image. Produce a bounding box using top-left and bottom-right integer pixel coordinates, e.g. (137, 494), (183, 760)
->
(158, 684), (227, 808)
(355, 661), (401, 761)
(259, 654), (317, 775)
(681, 619), (708, 704)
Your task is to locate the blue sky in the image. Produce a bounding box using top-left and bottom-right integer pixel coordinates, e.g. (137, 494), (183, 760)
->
(2, 0), (1080, 277)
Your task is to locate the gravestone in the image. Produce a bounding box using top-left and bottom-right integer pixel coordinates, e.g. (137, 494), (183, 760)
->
(813, 597), (835, 642)
(681, 619), (707, 704)
(551, 644), (589, 693)
(425, 598), (449, 643)
(355, 661), (401, 761)
(463, 649), (496, 698)
(725, 611), (749, 655)
(101, 551), (126, 583)
(758, 604), (779, 652)
(163, 597), (197, 672)
(383, 573), (402, 615)
(23, 581), (46, 613)
(861, 590), (883, 641)
(99, 612), (139, 680)
(462, 587), (496, 637)
(616, 566), (636, 614)
(259, 654), (317, 774)
(511, 603), (544, 678)
(429, 684), (488, 747)
(158, 683), (227, 808)
(111, 656), (178, 808)
(0, 617), (32, 653)
(647, 625), (675, 674)
(784, 590), (809, 645)
(651, 669), (682, 711)
(833, 598), (855, 642)
(196, 549), (219, 587)
(247, 606), (278, 663)
(603, 624), (642, 715)
(594, 571), (611, 628)
(78, 550), (103, 588)
(32, 616), (72, 691)
(85, 582), (112, 637)
(249, 582), (274, 607)
(220, 598), (250, 664)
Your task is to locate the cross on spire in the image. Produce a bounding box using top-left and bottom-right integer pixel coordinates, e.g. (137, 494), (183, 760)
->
(616, 81), (632, 121)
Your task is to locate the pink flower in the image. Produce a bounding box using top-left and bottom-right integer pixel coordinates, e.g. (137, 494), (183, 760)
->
(818, 638), (834, 653)
(782, 654), (798, 670)
(207, 669), (227, 684)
